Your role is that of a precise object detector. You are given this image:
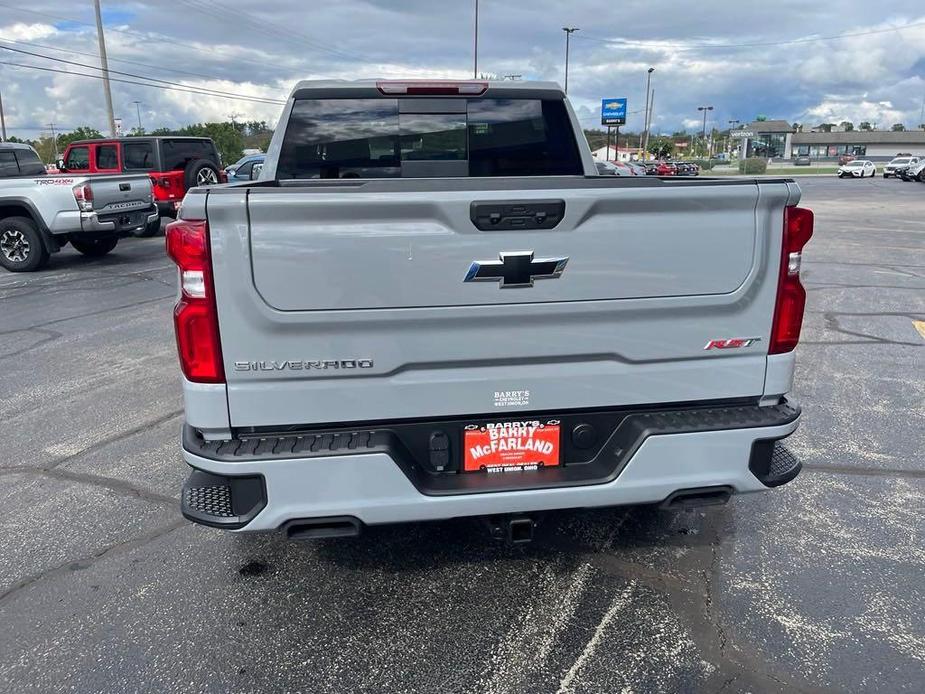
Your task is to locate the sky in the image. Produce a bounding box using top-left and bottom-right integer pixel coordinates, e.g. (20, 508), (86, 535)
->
(1, 0), (924, 140)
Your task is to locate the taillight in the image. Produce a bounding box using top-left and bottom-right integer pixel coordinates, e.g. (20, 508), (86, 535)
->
(72, 183), (94, 212)
(165, 219), (225, 383)
(769, 206), (814, 354)
(376, 80), (488, 96)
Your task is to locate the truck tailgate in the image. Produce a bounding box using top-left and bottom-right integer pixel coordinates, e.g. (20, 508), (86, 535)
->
(248, 182), (757, 310)
(87, 174), (153, 215)
(206, 178), (798, 428)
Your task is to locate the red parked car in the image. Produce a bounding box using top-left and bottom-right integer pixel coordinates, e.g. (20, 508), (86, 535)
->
(655, 161), (677, 176)
(57, 137), (226, 235)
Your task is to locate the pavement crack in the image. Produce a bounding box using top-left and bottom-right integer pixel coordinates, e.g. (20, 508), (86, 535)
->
(0, 294), (174, 336)
(0, 327), (63, 360)
(44, 408), (184, 470)
(802, 463), (925, 479)
(0, 519), (186, 605)
(819, 311), (923, 347)
(0, 466), (178, 506)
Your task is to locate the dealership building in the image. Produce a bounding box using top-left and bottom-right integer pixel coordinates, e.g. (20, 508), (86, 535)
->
(731, 120), (925, 161)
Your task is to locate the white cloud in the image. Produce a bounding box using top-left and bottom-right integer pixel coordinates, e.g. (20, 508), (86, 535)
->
(1, 1), (924, 139)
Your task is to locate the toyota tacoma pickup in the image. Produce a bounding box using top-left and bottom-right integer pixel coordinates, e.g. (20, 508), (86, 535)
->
(1, 142), (158, 272)
(171, 80), (812, 541)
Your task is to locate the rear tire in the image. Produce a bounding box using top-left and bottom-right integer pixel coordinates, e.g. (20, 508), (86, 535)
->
(0, 217), (49, 272)
(184, 159), (220, 190)
(135, 216), (162, 238)
(70, 237), (118, 257)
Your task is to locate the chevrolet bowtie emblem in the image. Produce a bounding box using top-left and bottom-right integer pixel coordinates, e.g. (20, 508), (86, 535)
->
(464, 251), (569, 288)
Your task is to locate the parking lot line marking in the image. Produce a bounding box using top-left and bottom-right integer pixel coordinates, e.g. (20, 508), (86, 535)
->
(913, 320), (925, 341)
(556, 581), (637, 694)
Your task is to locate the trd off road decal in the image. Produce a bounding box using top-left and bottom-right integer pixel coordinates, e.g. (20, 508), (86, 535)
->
(463, 420), (561, 473)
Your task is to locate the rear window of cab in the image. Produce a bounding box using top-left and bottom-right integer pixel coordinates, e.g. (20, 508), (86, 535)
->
(276, 98), (583, 179)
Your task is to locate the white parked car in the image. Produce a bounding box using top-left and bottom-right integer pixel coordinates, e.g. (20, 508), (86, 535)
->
(883, 156), (919, 178)
(836, 160), (876, 178)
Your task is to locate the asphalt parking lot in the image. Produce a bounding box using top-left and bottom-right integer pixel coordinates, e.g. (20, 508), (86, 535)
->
(1, 176), (922, 693)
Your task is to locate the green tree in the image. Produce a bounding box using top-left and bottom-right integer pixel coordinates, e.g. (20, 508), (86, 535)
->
(32, 136), (58, 163)
(583, 129), (608, 152)
(891, 123), (906, 131)
(647, 136), (674, 159)
(839, 121), (854, 131)
(858, 121), (873, 131)
(57, 126), (103, 149)
(816, 123), (835, 133)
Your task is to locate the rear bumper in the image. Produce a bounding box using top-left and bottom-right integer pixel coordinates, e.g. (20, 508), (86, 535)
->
(80, 206), (158, 234)
(180, 400), (802, 532)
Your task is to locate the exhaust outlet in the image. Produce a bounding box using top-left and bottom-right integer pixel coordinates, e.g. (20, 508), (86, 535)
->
(660, 486), (733, 510)
(283, 516), (362, 540)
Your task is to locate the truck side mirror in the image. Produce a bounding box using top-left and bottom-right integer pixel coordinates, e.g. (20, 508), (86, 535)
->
(56, 158), (67, 171)
(250, 163), (263, 180)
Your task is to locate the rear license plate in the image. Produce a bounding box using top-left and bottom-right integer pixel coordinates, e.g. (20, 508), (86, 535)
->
(462, 419), (561, 473)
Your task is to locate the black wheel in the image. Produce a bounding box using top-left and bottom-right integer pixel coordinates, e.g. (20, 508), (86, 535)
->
(70, 237), (119, 257)
(184, 159), (220, 190)
(135, 216), (162, 238)
(0, 216), (49, 272)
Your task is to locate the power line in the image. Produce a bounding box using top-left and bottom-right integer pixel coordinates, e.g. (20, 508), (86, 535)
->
(174, 0), (358, 63)
(0, 45), (285, 105)
(576, 20), (925, 50)
(0, 36), (251, 86)
(0, 60), (285, 106)
(0, 3), (292, 74)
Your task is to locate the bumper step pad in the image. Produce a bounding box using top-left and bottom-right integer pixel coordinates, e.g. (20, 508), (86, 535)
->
(180, 469), (267, 529)
(749, 440), (801, 487)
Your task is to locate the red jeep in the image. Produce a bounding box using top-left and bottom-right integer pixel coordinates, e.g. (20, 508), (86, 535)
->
(58, 137), (226, 236)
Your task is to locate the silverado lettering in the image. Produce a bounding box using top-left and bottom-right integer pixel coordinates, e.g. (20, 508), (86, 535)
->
(233, 359), (374, 371)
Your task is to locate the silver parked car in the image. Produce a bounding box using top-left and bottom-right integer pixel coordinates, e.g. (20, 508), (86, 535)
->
(883, 156), (920, 178)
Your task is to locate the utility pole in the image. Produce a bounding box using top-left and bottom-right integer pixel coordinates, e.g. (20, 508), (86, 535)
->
(133, 100), (143, 132)
(641, 67), (654, 158)
(48, 122), (58, 159)
(646, 88), (655, 155)
(93, 0), (117, 137)
(0, 89), (6, 141)
(698, 105), (713, 157)
(228, 112), (242, 134)
(562, 27), (579, 93)
(473, 0), (479, 79)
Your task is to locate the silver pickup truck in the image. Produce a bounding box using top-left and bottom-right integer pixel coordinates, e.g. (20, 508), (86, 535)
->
(171, 80), (813, 542)
(0, 142), (157, 272)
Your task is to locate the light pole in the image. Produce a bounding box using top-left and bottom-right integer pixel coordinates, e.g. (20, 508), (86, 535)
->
(473, 0), (479, 79)
(698, 105), (713, 156)
(133, 100), (143, 132)
(562, 27), (579, 93)
(0, 88), (6, 141)
(641, 67), (654, 158)
(93, 0), (117, 137)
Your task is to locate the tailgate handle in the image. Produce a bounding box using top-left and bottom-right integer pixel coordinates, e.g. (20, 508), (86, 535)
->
(470, 199), (565, 231)
(119, 183), (131, 191)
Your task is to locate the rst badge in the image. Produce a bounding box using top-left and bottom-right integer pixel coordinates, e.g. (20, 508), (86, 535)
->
(704, 338), (762, 350)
